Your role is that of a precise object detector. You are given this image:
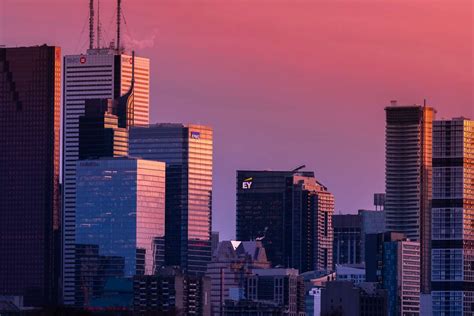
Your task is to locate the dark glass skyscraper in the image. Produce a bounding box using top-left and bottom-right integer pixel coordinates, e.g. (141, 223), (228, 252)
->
(431, 118), (474, 315)
(333, 214), (361, 266)
(365, 232), (405, 283)
(78, 99), (128, 159)
(385, 102), (435, 293)
(236, 170), (334, 273)
(0, 46), (61, 306)
(129, 124), (213, 275)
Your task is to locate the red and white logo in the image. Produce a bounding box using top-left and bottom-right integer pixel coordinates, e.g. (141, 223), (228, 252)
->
(80, 56), (86, 64)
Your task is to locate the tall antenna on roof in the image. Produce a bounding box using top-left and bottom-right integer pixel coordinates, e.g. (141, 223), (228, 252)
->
(116, 0), (122, 52)
(291, 165), (306, 173)
(132, 50), (135, 83)
(89, 0), (94, 50)
(96, 0), (102, 48)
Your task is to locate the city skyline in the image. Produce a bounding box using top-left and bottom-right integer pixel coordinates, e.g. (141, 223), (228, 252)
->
(1, 0), (472, 241)
(1, 1), (474, 313)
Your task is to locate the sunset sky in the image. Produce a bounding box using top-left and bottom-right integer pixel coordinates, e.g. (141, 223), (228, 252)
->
(1, 0), (472, 239)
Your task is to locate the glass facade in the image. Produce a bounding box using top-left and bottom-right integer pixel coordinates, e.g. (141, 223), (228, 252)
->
(431, 118), (474, 315)
(129, 124), (213, 275)
(333, 214), (361, 266)
(236, 171), (334, 273)
(359, 209), (385, 263)
(63, 51), (150, 304)
(75, 158), (165, 306)
(78, 99), (129, 159)
(0, 46), (61, 307)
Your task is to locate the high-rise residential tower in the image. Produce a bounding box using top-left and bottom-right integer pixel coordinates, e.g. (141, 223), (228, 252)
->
(62, 49), (149, 304)
(385, 102), (435, 293)
(129, 124), (213, 275)
(75, 158), (165, 306)
(0, 46), (61, 306)
(431, 118), (474, 315)
(236, 170), (334, 273)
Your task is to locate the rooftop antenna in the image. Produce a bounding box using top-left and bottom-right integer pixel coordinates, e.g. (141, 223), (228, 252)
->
(89, 0), (94, 50)
(116, 0), (122, 52)
(291, 165), (306, 173)
(132, 50), (135, 83)
(96, 0), (102, 48)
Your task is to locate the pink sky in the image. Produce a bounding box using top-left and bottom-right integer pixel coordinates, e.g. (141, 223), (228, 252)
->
(1, 0), (472, 239)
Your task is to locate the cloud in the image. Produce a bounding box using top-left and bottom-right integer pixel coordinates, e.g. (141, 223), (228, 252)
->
(123, 29), (158, 50)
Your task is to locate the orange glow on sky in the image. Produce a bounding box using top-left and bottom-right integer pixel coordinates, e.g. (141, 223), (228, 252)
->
(1, 0), (472, 238)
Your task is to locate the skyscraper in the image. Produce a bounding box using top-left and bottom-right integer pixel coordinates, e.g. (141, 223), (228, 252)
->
(236, 170), (334, 273)
(431, 118), (474, 315)
(75, 158), (165, 306)
(385, 102), (435, 293)
(62, 49), (150, 304)
(129, 124), (213, 274)
(0, 45), (61, 306)
(78, 99), (128, 159)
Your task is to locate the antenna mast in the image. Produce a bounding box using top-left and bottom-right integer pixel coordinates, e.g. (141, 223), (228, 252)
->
(116, 0), (122, 52)
(89, 0), (94, 50)
(96, 0), (102, 48)
(132, 50), (135, 83)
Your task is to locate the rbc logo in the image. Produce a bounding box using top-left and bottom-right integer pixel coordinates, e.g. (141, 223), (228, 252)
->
(242, 177), (253, 189)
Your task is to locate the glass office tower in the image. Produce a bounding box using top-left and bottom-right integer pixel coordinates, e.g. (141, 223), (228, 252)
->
(63, 49), (150, 304)
(385, 102), (435, 293)
(236, 170), (334, 273)
(431, 118), (474, 315)
(75, 158), (165, 306)
(129, 124), (213, 275)
(0, 46), (61, 307)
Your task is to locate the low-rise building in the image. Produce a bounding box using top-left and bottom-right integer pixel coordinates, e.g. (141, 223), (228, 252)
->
(206, 241), (270, 315)
(335, 264), (365, 285)
(321, 281), (387, 316)
(133, 266), (211, 315)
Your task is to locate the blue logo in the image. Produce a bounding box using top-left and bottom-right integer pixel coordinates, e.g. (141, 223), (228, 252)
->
(191, 131), (200, 139)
